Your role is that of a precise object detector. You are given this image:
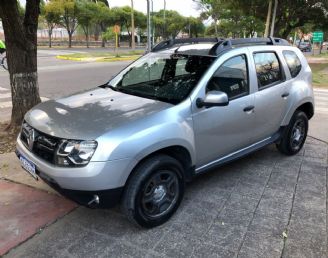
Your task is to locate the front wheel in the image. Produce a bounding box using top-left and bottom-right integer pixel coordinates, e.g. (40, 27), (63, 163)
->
(122, 154), (185, 228)
(276, 111), (308, 155)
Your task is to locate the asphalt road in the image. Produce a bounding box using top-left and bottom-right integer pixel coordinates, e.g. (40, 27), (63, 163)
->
(0, 49), (130, 99)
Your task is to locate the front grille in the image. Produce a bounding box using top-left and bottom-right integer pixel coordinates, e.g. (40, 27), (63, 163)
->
(21, 122), (61, 164)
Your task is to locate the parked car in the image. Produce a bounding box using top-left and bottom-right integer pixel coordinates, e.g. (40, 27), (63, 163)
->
(16, 37), (314, 228)
(298, 41), (312, 52)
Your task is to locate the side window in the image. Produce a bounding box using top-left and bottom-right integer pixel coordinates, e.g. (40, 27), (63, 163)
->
(253, 52), (282, 89)
(283, 50), (302, 78)
(206, 55), (249, 100)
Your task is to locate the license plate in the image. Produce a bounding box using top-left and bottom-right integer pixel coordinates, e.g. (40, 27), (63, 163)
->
(19, 154), (38, 180)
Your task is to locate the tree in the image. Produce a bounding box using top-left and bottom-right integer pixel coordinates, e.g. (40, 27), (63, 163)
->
(92, 2), (113, 47)
(183, 17), (205, 38)
(111, 6), (146, 46)
(153, 10), (185, 39)
(0, 0), (42, 129)
(57, 0), (79, 48)
(42, 0), (61, 48)
(77, 0), (97, 48)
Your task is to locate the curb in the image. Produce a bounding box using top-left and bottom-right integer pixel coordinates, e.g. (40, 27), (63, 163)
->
(56, 55), (140, 62)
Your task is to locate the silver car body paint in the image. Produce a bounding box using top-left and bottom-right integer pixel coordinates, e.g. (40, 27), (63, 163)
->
(16, 44), (314, 192)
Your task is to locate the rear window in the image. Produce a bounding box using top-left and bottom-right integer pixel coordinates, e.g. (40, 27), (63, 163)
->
(283, 50), (302, 78)
(253, 52), (282, 88)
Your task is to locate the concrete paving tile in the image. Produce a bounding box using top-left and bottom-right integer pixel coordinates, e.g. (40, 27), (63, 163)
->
(121, 224), (170, 250)
(287, 221), (327, 252)
(216, 207), (254, 227)
(266, 171), (298, 193)
(238, 232), (284, 258)
(304, 144), (328, 159)
(234, 181), (265, 198)
(291, 206), (326, 227)
(154, 230), (198, 257)
(238, 245), (281, 258)
(301, 162), (327, 175)
(224, 193), (260, 211)
(192, 243), (236, 258)
(67, 207), (132, 238)
(248, 214), (287, 238)
(293, 194), (326, 214)
(105, 241), (150, 258)
(67, 231), (115, 258)
(262, 187), (294, 200)
(203, 223), (247, 251)
(4, 215), (88, 258)
(302, 156), (327, 166)
(282, 239), (327, 258)
(255, 197), (291, 223)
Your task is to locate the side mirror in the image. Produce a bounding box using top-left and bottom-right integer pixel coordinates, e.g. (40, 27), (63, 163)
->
(196, 91), (229, 108)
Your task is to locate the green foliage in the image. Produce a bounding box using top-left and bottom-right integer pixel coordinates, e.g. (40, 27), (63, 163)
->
(153, 10), (186, 39)
(102, 26), (115, 41)
(111, 6), (146, 35)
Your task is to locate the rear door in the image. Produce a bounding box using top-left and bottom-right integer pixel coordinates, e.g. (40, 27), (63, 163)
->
(250, 50), (289, 141)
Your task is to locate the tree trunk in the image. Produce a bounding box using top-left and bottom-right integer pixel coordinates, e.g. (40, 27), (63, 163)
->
(102, 38), (106, 48)
(48, 29), (52, 48)
(0, 0), (41, 129)
(68, 32), (72, 48)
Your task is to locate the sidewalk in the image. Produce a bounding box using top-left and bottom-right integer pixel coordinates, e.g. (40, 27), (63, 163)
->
(1, 137), (327, 257)
(0, 153), (77, 256)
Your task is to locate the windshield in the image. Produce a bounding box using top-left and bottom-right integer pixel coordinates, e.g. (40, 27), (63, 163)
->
(109, 52), (215, 104)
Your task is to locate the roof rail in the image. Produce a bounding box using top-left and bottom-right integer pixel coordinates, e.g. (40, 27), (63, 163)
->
(151, 37), (223, 52)
(209, 37), (290, 55)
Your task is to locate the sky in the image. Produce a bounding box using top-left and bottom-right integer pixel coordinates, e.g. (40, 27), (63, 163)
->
(19, 0), (202, 18)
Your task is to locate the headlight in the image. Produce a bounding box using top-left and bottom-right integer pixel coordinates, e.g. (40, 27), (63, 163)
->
(56, 140), (98, 166)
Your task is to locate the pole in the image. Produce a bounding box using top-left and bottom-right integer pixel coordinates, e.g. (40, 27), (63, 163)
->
(146, 0), (151, 52)
(264, 0), (272, 37)
(163, 0), (166, 39)
(151, 0), (154, 47)
(131, 0), (135, 49)
(270, 0), (278, 37)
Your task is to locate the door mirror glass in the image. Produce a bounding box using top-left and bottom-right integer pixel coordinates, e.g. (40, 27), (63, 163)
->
(196, 91), (229, 108)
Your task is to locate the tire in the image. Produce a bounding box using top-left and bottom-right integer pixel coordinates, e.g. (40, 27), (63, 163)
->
(276, 110), (308, 155)
(1, 56), (8, 70)
(122, 154), (185, 228)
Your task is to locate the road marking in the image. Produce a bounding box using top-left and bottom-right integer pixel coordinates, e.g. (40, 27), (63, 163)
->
(0, 93), (11, 99)
(0, 86), (8, 91)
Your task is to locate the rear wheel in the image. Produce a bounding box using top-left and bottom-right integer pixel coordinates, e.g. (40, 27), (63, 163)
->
(276, 111), (308, 155)
(122, 154), (185, 228)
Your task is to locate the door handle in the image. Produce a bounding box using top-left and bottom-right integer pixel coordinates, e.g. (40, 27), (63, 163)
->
(243, 105), (254, 112)
(281, 92), (289, 98)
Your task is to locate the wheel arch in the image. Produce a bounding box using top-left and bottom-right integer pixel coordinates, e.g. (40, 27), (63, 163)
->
(126, 145), (194, 186)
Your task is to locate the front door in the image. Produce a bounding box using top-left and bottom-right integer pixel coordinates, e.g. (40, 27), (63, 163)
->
(192, 53), (256, 168)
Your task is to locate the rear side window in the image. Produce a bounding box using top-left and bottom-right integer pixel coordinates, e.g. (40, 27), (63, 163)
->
(253, 52), (282, 89)
(283, 50), (302, 78)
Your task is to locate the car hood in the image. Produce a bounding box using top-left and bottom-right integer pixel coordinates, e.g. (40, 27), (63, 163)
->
(25, 87), (172, 139)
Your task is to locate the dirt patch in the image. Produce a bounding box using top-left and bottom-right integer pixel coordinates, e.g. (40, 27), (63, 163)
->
(0, 123), (19, 154)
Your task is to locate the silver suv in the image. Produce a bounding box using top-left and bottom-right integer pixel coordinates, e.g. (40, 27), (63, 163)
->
(16, 37), (314, 228)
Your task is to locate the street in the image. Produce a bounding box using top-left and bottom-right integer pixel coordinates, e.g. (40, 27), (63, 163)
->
(0, 49), (129, 121)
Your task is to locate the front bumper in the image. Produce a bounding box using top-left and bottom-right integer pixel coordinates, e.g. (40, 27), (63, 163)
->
(16, 137), (136, 207)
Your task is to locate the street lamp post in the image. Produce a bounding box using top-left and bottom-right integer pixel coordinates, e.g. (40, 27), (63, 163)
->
(163, 0), (166, 39)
